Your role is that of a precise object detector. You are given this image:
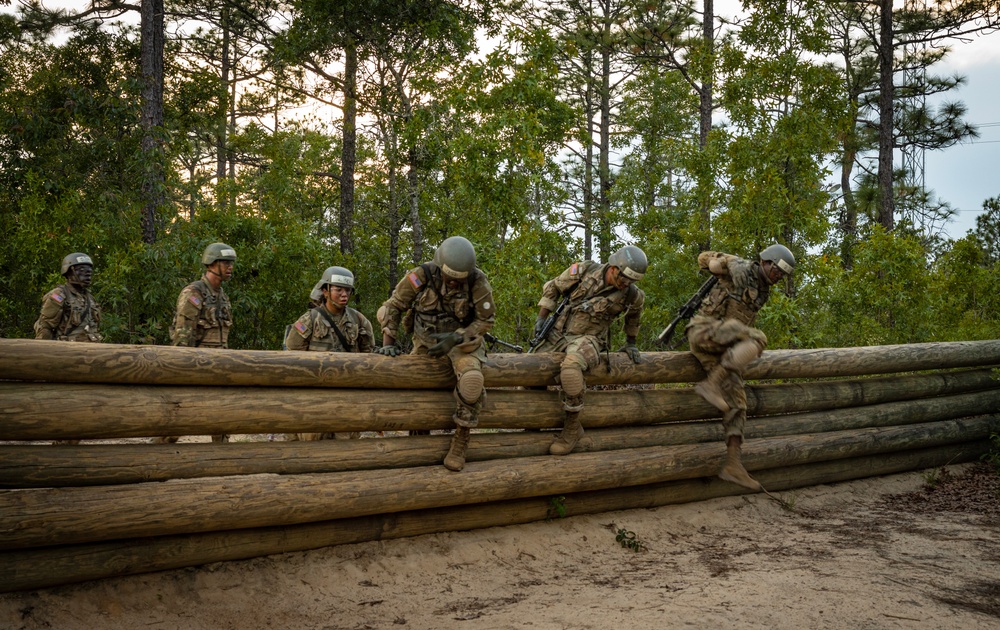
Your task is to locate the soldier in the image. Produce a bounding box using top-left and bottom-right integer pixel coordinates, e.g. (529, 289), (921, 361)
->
(532, 245), (646, 455)
(375, 236), (496, 472)
(284, 265), (375, 441)
(687, 243), (795, 492)
(35, 252), (103, 445)
(35, 252), (102, 343)
(155, 242), (236, 445)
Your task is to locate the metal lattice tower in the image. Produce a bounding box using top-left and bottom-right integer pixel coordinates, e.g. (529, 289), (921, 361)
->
(899, 0), (928, 231)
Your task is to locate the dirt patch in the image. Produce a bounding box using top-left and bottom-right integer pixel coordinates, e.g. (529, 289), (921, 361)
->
(2, 463), (999, 629)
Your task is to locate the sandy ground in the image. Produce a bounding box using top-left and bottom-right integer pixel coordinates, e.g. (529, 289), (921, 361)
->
(1, 462), (998, 630)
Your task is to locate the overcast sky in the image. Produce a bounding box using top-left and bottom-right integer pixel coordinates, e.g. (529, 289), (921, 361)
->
(924, 31), (1000, 239)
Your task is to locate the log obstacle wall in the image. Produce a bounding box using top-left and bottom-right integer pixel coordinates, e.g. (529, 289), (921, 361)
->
(0, 338), (998, 592)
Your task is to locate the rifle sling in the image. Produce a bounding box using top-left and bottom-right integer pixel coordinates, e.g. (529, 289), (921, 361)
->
(315, 306), (353, 351)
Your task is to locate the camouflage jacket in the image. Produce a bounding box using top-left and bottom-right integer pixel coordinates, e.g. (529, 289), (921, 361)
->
(378, 262), (495, 349)
(285, 305), (375, 353)
(34, 284), (102, 342)
(693, 251), (770, 327)
(538, 260), (644, 348)
(171, 275), (233, 348)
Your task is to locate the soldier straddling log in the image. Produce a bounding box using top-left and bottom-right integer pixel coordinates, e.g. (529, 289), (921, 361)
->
(35, 252), (103, 445)
(154, 242), (237, 445)
(687, 243), (796, 491)
(284, 265), (375, 441)
(531, 246), (647, 455)
(376, 236), (497, 472)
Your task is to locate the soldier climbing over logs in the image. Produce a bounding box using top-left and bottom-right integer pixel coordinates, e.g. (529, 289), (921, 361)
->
(531, 245), (647, 456)
(685, 243), (796, 491)
(376, 236), (497, 472)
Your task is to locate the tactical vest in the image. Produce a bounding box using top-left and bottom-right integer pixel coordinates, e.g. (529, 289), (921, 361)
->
(185, 279), (233, 348)
(303, 306), (364, 352)
(699, 261), (769, 326)
(557, 262), (639, 340)
(56, 284), (101, 342)
(408, 263), (478, 336)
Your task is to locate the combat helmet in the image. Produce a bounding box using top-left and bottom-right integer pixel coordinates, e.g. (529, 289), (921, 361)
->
(61, 252), (93, 275)
(202, 243), (237, 266)
(759, 243), (795, 275)
(608, 245), (648, 281)
(310, 266), (355, 301)
(433, 236), (476, 279)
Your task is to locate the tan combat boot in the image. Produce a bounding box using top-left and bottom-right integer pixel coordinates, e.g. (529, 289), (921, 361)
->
(444, 426), (471, 471)
(549, 411), (584, 456)
(718, 436), (762, 491)
(694, 365), (731, 413)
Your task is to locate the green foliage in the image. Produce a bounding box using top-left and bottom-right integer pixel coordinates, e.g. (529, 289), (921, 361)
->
(1, 0), (995, 357)
(547, 495), (567, 519)
(819, 227), (933, 346)
(615, 527), (645, 552)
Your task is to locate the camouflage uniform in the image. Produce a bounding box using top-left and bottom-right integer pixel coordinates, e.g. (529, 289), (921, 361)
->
(34, 284), (102, 342)
(35, 275), (101, 444)
(534, 260), (645, 410)
(284, 304), (375, 440)
(377, 262), (496, 423)
(170, 276), (233, 348)
(686, 251), (770, 441)
(157, 274), (233, 444)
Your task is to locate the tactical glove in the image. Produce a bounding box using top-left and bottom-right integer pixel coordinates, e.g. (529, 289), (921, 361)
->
(620, 343), (641, 364)
(374, 345), (401, 357)
(533, 315), (547, 339)
(428, 331), (463, 357)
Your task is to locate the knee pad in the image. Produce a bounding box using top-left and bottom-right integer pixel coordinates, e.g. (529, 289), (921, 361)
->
(722, 339), (763, 371)
(560, 365), (586, 398)
(456, 370), (484, 405)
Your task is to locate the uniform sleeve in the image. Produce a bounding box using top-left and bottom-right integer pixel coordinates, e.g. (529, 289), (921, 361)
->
(460, 272), (495, 341)
(537, 262), (588, 311)
(698, 251), (742, 279)
(284, 312), (311, 351)
(622, 288), (645, 338)
(172, 285), (203, 347)
(356, 312), (376, 353)
(34, 288), (65, 340)
(377, 266), (425, 339)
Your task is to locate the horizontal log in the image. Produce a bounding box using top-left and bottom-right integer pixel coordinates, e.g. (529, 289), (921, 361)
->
(2, 338), (999, 388)
(2, 415), (996, 550)
(0, 442), (987, 593)
(3, 388), (998, 487)
(1, 368), (996, 440)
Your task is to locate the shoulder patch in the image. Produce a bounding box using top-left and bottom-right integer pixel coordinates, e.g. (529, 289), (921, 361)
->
(187, 294), (202, 307)
(51, 292), (64, 303)
(569, 263), (580, 276)
(407, 272), (423, 290)
(294, 320), (307, 334)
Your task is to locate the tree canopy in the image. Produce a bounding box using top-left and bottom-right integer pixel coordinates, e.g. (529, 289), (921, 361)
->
(1, 0), (998, 349)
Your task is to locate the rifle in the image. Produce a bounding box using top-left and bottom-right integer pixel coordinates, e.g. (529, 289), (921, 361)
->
(657, 276), (719, 348)
(528, 294), (571, 353)
(484, 332), (523, 353)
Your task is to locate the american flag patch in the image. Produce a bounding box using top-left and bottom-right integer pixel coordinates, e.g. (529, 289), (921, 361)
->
(188, 294), (202, 307)
(52, 293), (64, 303)
(294, 320), (307, 334)
(569, 263), (579, 276)
(408, 272), (423, 289)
